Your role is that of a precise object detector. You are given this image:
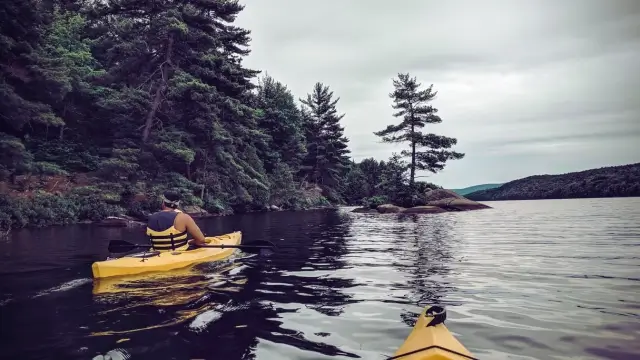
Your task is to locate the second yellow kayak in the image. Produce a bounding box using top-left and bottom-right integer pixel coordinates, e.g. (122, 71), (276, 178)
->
(391, 306), (477, 360)
(91, 231), (242, 278)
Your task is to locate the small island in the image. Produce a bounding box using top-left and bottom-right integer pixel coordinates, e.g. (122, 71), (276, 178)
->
(351, 188), (491, 215)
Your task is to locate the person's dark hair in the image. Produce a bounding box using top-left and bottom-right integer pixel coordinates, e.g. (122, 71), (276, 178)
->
(162, 191), (181, 209)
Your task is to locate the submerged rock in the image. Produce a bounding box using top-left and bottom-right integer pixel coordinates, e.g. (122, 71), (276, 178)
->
(377, 204), (405, 213)
(182, 205), (211, 218)
(400, 205), (447, 214)
(96, 216), (145, 228)
(351, 207), (378, 213)
(427, 198), (491, 210)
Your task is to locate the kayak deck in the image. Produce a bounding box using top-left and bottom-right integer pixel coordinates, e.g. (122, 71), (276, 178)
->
(91, 231), (242, 278)
(391, 306), (476, 360)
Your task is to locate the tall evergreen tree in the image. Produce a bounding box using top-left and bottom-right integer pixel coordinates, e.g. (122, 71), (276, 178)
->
(254, 74), (306, 173)
(299, 82), (350, 188)
(374, 73), (464, 185)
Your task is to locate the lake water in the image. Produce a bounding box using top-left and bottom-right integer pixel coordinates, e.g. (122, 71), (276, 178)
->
(0, 198), (639, 360)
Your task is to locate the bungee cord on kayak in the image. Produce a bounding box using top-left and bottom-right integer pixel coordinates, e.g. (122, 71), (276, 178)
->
(388, 345), (479, 360)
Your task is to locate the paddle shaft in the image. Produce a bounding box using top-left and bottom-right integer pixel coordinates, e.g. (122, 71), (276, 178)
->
(107, 238), (277, 254)
(132, 244), (272, 250)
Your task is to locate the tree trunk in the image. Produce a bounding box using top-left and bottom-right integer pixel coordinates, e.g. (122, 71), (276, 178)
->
(409, 104), (416, 186)
(142, 35), (174, 143)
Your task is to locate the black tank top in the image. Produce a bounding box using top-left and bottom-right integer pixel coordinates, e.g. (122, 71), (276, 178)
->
(147, 211), (179, 232)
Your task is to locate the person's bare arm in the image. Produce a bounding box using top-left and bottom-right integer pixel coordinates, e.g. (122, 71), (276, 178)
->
(182, 214), (207, 246)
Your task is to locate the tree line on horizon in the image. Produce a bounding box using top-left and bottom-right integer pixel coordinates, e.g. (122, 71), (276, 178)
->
(465, 163), (640, 201)
(0, 0), (463, 230)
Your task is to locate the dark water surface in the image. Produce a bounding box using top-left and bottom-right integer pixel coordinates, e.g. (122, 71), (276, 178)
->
(1, 198), (639, 360)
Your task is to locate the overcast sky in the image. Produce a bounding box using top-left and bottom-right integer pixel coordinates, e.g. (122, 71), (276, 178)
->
(235, 0), (640, 189)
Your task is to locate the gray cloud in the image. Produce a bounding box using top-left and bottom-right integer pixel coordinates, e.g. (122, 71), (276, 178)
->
(236, 0), (640, 188)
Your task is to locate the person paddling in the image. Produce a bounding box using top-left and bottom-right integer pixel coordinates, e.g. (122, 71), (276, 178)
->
(146, 191), (207, 251)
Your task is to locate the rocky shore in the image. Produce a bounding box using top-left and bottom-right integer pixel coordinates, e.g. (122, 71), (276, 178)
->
(351, 189), (491, 215)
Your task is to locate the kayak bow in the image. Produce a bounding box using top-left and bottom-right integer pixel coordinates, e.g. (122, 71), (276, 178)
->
(391, 306), (477, 360)
(91, 231), (242, 279)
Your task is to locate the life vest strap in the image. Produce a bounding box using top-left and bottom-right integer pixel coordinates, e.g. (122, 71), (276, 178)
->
(148, 230), (188, 240)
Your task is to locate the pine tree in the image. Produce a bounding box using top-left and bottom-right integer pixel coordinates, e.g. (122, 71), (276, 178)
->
(254, 74), (306, 173)
(340, 161), (370, 204)
(374, 73), (464, 186)
(299, 82), (350, 188)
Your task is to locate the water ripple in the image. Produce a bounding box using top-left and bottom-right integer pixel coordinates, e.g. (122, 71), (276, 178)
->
(0, 198), (639, 359)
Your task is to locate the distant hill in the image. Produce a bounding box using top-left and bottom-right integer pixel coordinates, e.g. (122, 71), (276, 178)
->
(450, 183), (504, 196)
(465, 163), (640, 201)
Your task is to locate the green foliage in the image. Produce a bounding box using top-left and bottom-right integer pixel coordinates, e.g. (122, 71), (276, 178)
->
(340, 153), (443, 207)
(362, 195), (388, 209)
(0, 0), (65, 135)
(255, 75), (307, 172)
(299, 82), (351, 190)
(97, 149), (140, 181)
(340, 163), (370, 204)
(203, 196), (230, 215)
(0, 192), (122, 231)
(25, 137), (101, 172)
(374, 73), (464, 185)
(32, 162), (69, 176)
(0, 133), (33, 180)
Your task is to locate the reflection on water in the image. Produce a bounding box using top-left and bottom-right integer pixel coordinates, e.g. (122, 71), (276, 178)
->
(1, 198), (639, 360)
(91, 259), (251, 337)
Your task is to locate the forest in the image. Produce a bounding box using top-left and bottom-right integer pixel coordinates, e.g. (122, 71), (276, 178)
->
(466, 163), (640, 201)
(0, 0), (463, 231)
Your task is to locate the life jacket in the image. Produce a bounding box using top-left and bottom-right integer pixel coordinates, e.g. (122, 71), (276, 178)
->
(146, 209), (189, 251)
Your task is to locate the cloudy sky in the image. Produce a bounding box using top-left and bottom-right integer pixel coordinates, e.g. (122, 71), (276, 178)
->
(235, 0), (640, 189)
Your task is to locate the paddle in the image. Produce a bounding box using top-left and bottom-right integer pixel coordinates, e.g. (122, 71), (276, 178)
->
(107, 239), (277, 254)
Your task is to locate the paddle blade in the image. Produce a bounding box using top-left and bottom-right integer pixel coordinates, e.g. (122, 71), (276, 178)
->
(237, 245), (276, 255)
(203, 239), (277, 255)
(242, 240), (277, 248)
(107, 240), (140, 253)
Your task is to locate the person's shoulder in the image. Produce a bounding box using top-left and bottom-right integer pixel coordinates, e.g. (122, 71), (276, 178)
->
(175, 210), (193, 220)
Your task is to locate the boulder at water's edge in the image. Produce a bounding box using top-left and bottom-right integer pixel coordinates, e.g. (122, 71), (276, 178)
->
(351, 207), (379, 213)
(400, 206), (447, 214)
(424, 189), (492, 210)
(377, 204), (405, 213)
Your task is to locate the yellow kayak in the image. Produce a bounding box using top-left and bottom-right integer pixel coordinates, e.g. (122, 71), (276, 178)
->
(91, 231), (242, 278)
(391, 306), (477, 360)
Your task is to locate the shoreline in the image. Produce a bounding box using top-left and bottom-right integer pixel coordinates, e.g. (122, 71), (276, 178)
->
(0, 175), (338, 235)
(0, 205), (340, 236)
